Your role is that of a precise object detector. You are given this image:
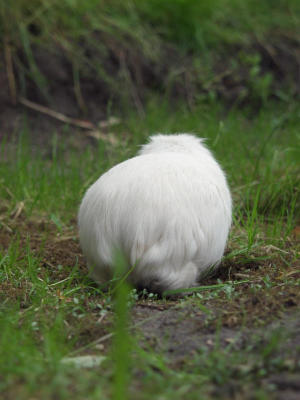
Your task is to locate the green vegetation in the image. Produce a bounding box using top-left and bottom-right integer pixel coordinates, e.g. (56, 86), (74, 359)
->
(0, 0), (299, 399)
(1, 0), (299, 109)
(1, 101), (299, 223)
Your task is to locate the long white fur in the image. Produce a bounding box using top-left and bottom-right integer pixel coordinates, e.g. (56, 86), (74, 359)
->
(78, 134), (232, 293)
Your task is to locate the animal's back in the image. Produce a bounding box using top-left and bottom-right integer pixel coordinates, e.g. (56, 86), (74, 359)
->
(78, 150), (231, 292)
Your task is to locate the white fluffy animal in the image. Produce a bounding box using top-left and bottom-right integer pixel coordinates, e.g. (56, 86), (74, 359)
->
(78, 134), (232, 293)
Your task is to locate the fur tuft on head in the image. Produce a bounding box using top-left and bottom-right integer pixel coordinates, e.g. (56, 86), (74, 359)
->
(138, 133), (207, 156)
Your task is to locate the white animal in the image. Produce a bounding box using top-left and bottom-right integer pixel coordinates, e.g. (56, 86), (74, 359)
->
(78, 134), (232, 293)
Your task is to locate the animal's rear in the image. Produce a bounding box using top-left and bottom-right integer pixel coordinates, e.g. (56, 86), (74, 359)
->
(78, 134), (232, 294)
(132, 261), (199, 294)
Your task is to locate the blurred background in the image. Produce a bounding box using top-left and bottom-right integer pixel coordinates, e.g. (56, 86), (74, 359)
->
(1, 0), (299, 132)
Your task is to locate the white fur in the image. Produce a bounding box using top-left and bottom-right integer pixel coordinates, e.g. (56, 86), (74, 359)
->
(78, 134), (232, 293)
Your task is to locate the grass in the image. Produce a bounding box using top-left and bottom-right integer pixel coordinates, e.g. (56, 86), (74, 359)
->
(1, 0), (299, 108)
(1, 100), (299, 224)
(0, 99), (299, 399)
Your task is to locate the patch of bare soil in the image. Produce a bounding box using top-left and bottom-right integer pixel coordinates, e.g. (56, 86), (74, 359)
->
(0, 64), (107, 159)
(263, 317), (300, 400)
(131, 305), (300, 399)
(133, 300), (299, 354)
(0, 215), (86, 301)
(2, 218), (84, 269)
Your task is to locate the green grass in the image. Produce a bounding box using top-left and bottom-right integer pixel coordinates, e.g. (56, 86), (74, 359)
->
(1, 0), (299, 107)
(1, 100), (299, 225)
(0, 101), (299, 399)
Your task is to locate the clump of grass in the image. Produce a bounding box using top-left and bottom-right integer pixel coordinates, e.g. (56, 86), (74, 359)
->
(111, 252), (132, 400)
